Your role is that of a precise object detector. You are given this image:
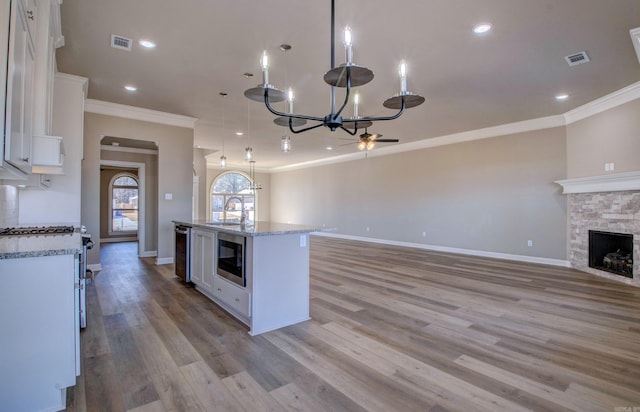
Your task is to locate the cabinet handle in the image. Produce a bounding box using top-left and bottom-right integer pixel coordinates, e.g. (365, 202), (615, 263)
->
(20, 157), (29, 163)
(217, 288), (222, 292)
(235, 298), (240, 302)
(27, 10), (34, 20)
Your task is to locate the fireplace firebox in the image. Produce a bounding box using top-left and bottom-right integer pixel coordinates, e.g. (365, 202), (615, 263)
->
(588, 230), (634, 278)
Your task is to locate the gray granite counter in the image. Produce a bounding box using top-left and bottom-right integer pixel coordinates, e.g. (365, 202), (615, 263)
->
(173, 220), (321, 237)
(0, 233), (82, 259)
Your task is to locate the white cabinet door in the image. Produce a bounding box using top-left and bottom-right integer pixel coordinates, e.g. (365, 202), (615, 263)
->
(0, 254), (78, 412)
(191, 229), (216, 292)
(4, 0), (35, 172)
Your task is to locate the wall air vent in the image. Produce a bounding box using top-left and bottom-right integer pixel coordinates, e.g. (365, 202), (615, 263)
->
(631, 28), (640, 65)
(564, 51), (590, 67)
(110, 34), (132, 51)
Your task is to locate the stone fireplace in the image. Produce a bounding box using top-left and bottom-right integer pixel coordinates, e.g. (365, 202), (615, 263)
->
(557, 171), (640, 286)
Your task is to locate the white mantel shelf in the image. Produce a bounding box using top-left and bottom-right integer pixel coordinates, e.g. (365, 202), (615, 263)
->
(555, 171), (640, 194)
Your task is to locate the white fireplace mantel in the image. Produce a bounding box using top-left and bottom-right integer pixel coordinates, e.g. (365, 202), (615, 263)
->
(555, 171), (640, 194)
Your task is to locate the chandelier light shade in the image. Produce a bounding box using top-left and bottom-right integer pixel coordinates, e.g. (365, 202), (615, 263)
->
(244, 147), (253, 161)
(244, 0), (425, 136)
(220, 155), (227, 168)
(281, 136), (291, 152)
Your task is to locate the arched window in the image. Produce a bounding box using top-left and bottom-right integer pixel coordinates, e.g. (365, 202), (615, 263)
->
(110, 174), (139, 232)
(211, 172), (256, 223)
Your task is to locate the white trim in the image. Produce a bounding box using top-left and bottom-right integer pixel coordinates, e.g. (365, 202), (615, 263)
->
(555, 171), (640, 194)
(85, 99), (197, 129)
(155, 257), (174, 265)
(100, 160), (147, 257)
(192, 175), (199, 220)
(140, 250), (157, 258)
(54, 73), (88, 98)
(100, 145), (158, 155)
(87, 263), (102, 272)
(564, 81), (640, 125)
(629, 27), (640, 65)
(271, 115), (566, 173)
(313, 232), (571, 268)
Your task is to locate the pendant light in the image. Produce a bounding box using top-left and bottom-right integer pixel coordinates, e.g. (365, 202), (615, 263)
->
(219, 92), (228, 168)
(244, 75), (254, 162)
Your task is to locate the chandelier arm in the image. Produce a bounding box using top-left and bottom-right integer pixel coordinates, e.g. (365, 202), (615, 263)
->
(289, 121), (325, 134)
(339, 126), (358, 136)
(264, 91), (325, 122)
(359, 96), (406, 122)
(333, 71), (352, 119)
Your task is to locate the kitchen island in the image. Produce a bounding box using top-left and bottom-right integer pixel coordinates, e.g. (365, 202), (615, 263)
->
(173, 220), (319, 335)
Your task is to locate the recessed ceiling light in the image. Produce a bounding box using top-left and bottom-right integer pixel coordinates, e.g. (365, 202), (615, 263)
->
(124, 85), (137, 92)
(235, 131), (244, 136)
(139, 40), (156, 49)
(326, 146), (333, 150)
(555, 94), (569, 100)
(473, 23), (493, 34)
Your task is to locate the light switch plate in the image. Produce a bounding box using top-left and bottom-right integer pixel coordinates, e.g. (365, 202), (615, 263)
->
(300, 235), (307, 248)
(164, 193), (173, 200)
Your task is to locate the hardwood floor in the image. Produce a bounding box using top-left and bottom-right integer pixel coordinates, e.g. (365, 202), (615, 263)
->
(67, 237), (640, 411)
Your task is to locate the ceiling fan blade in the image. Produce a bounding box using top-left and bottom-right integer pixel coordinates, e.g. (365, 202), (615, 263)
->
(369, 133), (382, 141)
(376, 139), (399, 143)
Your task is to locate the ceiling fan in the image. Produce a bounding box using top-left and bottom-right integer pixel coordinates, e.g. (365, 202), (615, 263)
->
(343, 128), (399, 151)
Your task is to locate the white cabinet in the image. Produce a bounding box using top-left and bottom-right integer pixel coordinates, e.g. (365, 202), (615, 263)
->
(1, 0), (65, 180)
(213, 274), (252, 318)
(3, 0), (36, 174)
(0, 253), (80, 412)
(191, 228), (216, 293)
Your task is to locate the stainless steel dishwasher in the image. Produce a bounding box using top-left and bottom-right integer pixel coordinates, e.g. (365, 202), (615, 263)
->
(174, 224), (191, 282)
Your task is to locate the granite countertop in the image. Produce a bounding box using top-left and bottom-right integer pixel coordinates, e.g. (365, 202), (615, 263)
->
(173, 220), (321, 237)
(0, 232), (82, 259)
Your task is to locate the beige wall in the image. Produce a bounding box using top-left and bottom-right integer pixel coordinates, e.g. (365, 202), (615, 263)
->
(206, 168), (271, 222)
(567, 98), (640, 178)
(82, 113), (193, 265)
(271, 127), (568, 260)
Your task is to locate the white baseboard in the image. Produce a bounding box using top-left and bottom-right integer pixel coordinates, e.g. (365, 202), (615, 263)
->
(155, 257), (174, 265)
(100, 237), (137, 243)
(313, 232), (571, 268)
(140, 250), (157, 258)
(87, 263), (102, 272)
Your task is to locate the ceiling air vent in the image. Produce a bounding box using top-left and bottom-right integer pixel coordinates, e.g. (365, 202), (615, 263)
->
(564, 51), (590, 67)
(631, 28), (640, 64)
(111, 34), (132, 51)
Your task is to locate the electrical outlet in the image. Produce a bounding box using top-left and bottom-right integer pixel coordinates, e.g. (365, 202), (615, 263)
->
(610, 162), (615, 171)
(300, 235), (307, 248)
(366, 227), (370, 232)
(527, 240), (533, 247)
(422, 231), (427, 237)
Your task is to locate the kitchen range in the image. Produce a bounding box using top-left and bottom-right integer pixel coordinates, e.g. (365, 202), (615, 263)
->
(174, 220), (320, 336)
(0, 225), (88, 412)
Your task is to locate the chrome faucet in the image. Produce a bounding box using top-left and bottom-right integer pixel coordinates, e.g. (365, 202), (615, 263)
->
(224, 196), (247, 224)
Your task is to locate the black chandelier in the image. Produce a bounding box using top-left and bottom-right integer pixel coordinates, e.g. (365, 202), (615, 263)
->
(244, 0), (425, 136)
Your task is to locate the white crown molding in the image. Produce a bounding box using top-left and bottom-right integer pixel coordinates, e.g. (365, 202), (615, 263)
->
(85, 99), (198, 129)
(100, 145), (158, 155)
(555, 171), (640, 194)
(563, 81), (640, 125)
(313, 232), (571, 268)
(55, 73), (88, 98)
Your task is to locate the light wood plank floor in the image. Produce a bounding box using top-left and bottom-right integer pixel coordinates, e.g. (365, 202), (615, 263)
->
(66, 237), (640, 411)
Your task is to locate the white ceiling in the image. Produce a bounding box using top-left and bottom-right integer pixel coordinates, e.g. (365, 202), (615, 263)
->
(57, 0), (640, 169)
